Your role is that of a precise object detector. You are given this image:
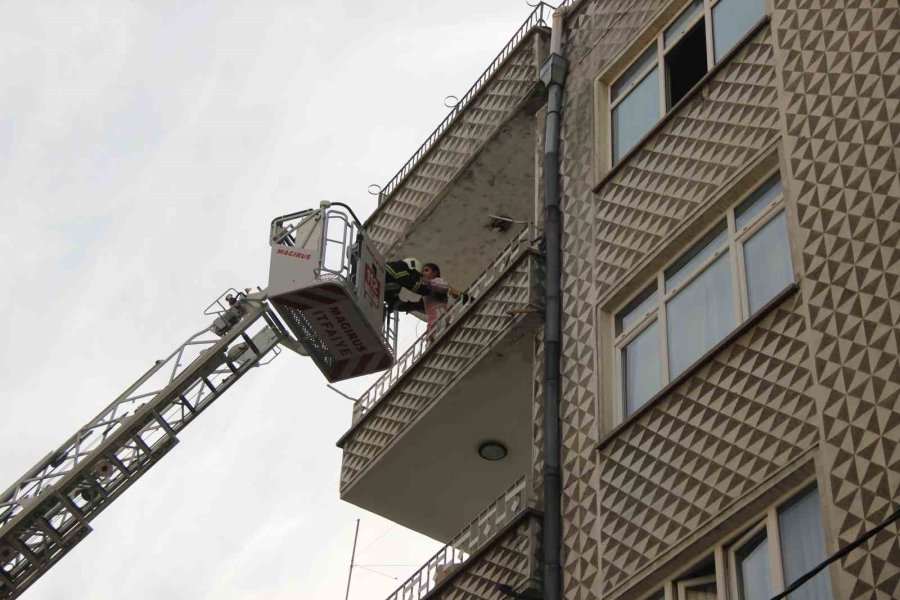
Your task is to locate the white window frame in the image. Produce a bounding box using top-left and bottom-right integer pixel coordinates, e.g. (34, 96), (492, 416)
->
(644, 484), (833, 600)
(612, 171), (790, 421)
(606, 0), (760, 166)
(727, 486), (836, 599)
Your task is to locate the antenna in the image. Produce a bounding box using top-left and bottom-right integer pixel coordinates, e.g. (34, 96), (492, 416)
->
(344, 519), (360, 600)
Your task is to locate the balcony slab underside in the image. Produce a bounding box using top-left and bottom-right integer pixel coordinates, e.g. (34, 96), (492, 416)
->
(340, 317), (537, 542)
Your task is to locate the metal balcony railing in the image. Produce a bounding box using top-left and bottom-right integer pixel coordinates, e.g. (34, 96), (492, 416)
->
(352, 224), (540, 422)
(376, 3), (554, 204)
(385, 476), (531, 600)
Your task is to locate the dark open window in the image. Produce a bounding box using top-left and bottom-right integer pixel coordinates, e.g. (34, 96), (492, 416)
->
(666, 20), (709, 108)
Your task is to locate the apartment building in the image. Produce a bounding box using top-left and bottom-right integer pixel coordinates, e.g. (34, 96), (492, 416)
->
(338, 1), (900, 600)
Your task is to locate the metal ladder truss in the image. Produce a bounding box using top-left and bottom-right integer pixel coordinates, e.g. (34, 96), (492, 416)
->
(0, 290), (286, 599)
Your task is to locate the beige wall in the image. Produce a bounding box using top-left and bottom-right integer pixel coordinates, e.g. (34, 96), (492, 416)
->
(555, 0), (900, 599)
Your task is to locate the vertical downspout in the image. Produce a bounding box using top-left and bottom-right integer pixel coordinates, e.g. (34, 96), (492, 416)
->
(540, 8), (568, 600)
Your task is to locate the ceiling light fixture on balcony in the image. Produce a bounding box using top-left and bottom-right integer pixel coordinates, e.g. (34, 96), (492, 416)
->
(478, 441), (508, 461)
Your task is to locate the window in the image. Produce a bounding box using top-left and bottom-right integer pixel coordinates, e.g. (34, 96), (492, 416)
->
(677, 575), (717, 600)
(613, 173), (792, 417)
(734, 532), (772, 600)
(647, 487), (832, 600)
(728, 487), (833, 600)
(608, 0), (765, 163)
(713, 0), (766, 60)
(778, 488), (834, 599)
(657, 559), (719, 600)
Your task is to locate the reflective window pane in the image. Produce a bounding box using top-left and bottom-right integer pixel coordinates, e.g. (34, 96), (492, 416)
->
(779, 488), (833, 600)
(667, 254), (734, 377)
(736, 175), (783, 231)
(612, 45), (658, 102)
(612, 68), (661, 163)
(666, 223), (729, 292)
(738, 535), (772, 600)
(665, 0), (704, 47)
(616, 287), (658, 335)
(744, 211), (792, 313)
(623, 321), (660, 415)
(713, 0), (765, 61)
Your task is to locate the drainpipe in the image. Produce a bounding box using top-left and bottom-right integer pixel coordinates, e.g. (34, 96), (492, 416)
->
(540, 7), (568, 600)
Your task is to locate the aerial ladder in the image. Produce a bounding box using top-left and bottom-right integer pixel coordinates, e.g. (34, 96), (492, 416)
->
(0, 202), (396, 599)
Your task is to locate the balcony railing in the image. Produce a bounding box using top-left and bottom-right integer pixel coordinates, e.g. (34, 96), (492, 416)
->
(353, 224), (540, 422)
(376, 3), (554, 203)
(385, 476), (531, 600)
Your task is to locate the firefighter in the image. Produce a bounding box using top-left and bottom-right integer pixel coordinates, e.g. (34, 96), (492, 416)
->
(384, 257), (427, 311)
(389, 262), (472, 341)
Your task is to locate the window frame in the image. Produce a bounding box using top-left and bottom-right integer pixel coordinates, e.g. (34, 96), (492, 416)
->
(726, 486), (836, 600)
(644, 482), (834, 600)
(727, 521), (778, 600)
(676, 574), (718, 600)
(612, 171), (791, 421)
(605, 0), (758, 167)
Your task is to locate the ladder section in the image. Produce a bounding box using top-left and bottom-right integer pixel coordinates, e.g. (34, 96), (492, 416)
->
(0, 291), (283, 600)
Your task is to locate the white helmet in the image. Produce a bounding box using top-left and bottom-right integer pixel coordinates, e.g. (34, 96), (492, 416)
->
(402, 257), (422, 272)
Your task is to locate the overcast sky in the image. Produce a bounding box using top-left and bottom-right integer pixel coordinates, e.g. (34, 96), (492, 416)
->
(0, 2), (542, 598)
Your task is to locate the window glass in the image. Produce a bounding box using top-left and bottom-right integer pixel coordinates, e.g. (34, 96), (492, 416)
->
(616, 287), (658, 335)
(744, 211), (792, 313)
(778, 488), (833, 600)
(665, 224), (728, 292)
(623, 321), (661, 415)
(667, 253), (734, 377)
(712, 0), (765, 61)
(736, 175), (783, 230)
(612, 45), (658, 102)
(738, 535), (772, 600)
(612, 67), (661, 163)
(665, 0), (704, 47)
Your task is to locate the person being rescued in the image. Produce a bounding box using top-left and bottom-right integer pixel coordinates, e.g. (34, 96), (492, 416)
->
(384, 259), (469, 342)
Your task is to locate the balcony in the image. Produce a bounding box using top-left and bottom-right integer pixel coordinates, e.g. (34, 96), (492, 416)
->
(364, 4), (551, 293)
(337, 226), (543, 540)
(382, 476), (541, 600)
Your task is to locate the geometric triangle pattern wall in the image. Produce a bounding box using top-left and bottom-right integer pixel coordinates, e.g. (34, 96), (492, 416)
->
(558, 2), (678, 598)
(558, 3), (781, 598)
(770, 2), (900, 599)
(593, 30), (780, 296)
(596, 293), (818, 596)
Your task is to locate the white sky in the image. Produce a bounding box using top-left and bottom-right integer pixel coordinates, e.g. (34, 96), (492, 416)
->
(0, 2), (541, 598)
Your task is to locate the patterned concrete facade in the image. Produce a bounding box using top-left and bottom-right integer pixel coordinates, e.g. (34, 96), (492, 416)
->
(771, 2), (900, 598)
(553, 0), (900, 599)
(596, 291), (819, 596)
